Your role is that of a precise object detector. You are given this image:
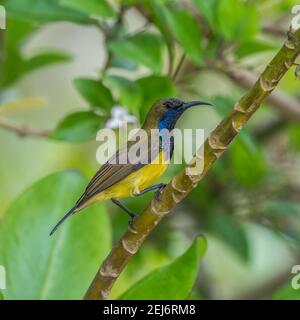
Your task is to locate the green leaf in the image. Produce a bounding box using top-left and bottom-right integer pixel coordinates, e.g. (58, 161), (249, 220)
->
(211, 96), (256, 147)
(108, 33), (163, 74)
(119, 236), (207, 300)
(109, 56), (138, 71)
(237, 5), (260, 42)
(1, 47), (24, 87)
(1, 20), (71, 87)
(1, 19), (33, 86)
(235, 40), (277, 58)
(205, 212), (249, 261)
(106, 75), (142, 114)
(51, 111), (103, 143)
(217, 0), (243, 40)
(217, 0), (259, 42)
(145, 1), (175, 71)
(24, 51), (72, 72)
(212, 96), (267, 187)
(192, 0), (219, 32)
(0, 292), (3, 300)
(259, 201), (300, 217)
(211, 95), (233, 118)
(74, 78), (114, 110)
(0, 171), (111, 299)
(6, 0), (94, 24)
(273, 282), (300, 300)
(60, 0), (114, 18)
(230, 135), (267, 187)
(164, 7), (203, 64)
(136, 75), (176, 122)
(6, 18), (37, 47)
(288, 124), (300, 152)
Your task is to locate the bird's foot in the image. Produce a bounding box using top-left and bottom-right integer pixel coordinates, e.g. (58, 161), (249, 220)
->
(293, 63), (300, 80)
(287, 26), (300, 46)
(128, 214), (138, 228)
(154, 183), (167, 201)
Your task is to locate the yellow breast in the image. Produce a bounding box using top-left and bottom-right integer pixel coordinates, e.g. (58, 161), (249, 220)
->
(87, 152), (168, 204)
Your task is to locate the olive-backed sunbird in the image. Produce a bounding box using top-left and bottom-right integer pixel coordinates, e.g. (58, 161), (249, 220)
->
(50, 98), (211, 235)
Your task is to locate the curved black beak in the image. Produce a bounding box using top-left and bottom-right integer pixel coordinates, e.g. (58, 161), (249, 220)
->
(181, 100), (213, 111)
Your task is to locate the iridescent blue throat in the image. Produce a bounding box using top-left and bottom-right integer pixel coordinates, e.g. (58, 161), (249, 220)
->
(158, 109), (181, 131)
(158, 109), (182, 158)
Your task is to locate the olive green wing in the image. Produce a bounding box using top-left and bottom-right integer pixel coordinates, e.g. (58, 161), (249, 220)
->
(76, 135), (160, 206)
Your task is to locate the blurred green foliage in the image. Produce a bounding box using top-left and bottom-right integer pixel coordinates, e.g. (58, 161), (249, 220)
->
(108, 33), (164, 73)
(0, 171), (111, 299)
(51, 111), (104, 143)
(120, 236), (207, 300)
(0, 0), (300, 300)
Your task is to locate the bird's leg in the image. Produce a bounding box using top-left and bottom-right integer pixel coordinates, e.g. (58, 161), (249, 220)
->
(111, 199), (138, 225)
(294, 63), (300, 80)
(286, 28), (300, 79)
(154, 184), (167, 201)
(133, 183), (167, 197)
(287, 25), (300, 45)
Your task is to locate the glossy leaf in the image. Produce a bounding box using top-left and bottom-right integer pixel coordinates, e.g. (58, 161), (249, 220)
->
(51, 111), (103, 143)
(146, 1), (174, 72)
(60, 0), (114, 18)
(119, 236), (207, 300)
(230, 136), (267, 187)
(2, 19), (71, 86)
(274, 282), (300, 300)
(235, 40), (277, 58)
(106, 75), (142, 114)
(137, 75), (176, 122)
(74, 78), (114, 110)
(193, 0), (219, 32)
(108, 33), (163, 74)
(236, 5), (260, 42)
(217, 0), (259, 41)
(217, 0), (243, 40)
(288, 124), (300, 152)
(205, 212), (249, 261)
(0, 171), (111, 299)
(2, 19), (33, 86)
(212, 95), (234, 118)
(1, 47), (24, 87)
(109, 56), (138, 71)
(6, 0), (94, 24)
(6, 18), (36, 47)
(24, 51), (72, 72)
(164, 7), (203, 64)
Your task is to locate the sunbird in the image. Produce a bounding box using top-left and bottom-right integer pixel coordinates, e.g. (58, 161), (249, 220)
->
(50, 98), (211, 235)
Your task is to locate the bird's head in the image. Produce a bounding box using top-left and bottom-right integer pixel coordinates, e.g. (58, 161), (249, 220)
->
(143, 98), (212, 131)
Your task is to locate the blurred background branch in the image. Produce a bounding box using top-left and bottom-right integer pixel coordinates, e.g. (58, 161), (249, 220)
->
(0, 116), (50, 137)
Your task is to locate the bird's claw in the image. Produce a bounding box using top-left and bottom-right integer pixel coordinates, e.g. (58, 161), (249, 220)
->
(294, 63), (300, 80)
(154, 184), (167, 201)
(287, 26), (300, 47)
(128, 214), (138, 228)
(287, 26), (297, 42)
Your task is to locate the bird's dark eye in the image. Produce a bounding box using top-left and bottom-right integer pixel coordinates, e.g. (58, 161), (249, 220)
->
(164, 103), (172, 109)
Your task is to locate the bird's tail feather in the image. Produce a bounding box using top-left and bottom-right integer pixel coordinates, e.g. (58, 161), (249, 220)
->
(49, 205), (78, 236)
